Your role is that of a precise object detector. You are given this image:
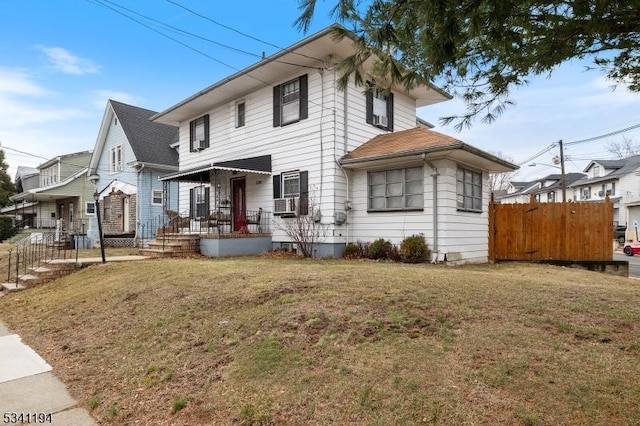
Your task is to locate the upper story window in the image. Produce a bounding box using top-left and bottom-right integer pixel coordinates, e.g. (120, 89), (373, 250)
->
(273, 74), (308, 127)
(366, 82), (394, 131)
(547, 192), (555, 202)
(110, 145), (123, 172)
(457, 167), (482, 212)
(190, 114), (210, 152)
(236, 101), (245, 128)
(41, 166), (58, 186)
(368, 166), (423, 211)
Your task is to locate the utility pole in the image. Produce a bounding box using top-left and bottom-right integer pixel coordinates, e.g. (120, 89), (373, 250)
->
(559, 139), (567, 202)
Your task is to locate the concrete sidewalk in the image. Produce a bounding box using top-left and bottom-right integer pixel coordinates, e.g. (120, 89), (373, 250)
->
(0, 321), (97, 425)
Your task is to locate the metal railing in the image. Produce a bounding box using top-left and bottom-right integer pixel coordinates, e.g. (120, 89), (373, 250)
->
(2, 230), (77, 288)
(136, 208), (272, 249)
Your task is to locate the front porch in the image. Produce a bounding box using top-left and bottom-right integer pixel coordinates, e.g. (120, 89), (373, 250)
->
(146, 155), (275, 257)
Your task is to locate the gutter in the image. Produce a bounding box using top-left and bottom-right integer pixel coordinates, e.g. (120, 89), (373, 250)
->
(423, 156), (439, 262)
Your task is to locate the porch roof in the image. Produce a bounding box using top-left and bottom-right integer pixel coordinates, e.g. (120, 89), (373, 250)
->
(159, 155), (272, 182)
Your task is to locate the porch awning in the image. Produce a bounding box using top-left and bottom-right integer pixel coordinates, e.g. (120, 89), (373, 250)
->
(159, 155), (272, 182)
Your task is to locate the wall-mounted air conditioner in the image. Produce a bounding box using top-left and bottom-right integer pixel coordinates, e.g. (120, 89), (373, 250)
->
(372, 114), (388, 128)
(274, 197), (299, 216)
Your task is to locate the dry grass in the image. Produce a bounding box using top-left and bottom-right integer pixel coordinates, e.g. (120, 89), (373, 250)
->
(1, 258), (639, 425)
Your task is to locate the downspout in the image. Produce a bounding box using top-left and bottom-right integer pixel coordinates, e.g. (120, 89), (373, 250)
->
(338, 73), (350, 243)
(424, 156), (439, 262)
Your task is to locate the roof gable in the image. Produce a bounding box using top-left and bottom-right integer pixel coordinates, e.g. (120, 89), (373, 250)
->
(89, 100), (178, 176)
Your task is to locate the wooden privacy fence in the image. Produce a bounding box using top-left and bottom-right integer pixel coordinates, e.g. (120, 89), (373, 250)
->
(489, 195), (613, 261)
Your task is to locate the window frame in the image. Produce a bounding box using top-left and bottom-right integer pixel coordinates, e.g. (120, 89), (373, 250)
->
(282, 171), (301, 198)
(86, 201), (96, 216)
(151, 189), (163, 206)
(365, 81), (394, 131)
(235, 101), (245, 128)
(189, 114), (210, 152)
(367, 166), (424, 212)
(273, 74), (308, 127)
(456, 167), (483, 213)
(110, 145), (123, 172)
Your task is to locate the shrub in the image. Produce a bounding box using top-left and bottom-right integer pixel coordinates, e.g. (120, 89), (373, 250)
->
(357, 241), (370, 258)
(343, 243), (360, 259)
(388, 244), (402, 262)
(400, 234), (431, 263)
(368, 238), (392, 260)
(0, 216), (16, 242)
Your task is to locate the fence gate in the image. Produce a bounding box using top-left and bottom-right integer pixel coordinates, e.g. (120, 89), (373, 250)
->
(489, 195), (613, 261)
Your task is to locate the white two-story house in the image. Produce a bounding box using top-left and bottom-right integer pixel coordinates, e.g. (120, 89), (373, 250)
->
(153, 25), (517, 263)
(570, 155), (640, 229)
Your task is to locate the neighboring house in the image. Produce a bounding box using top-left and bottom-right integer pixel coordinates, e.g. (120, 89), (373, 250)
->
(152, 25), (517, 263)
(499, 173), (586, 204)
(87, 100), (179, 244)
(1, 166), (40, 226)
(9, 151), (94, 232)
(570, 155), (640, 230)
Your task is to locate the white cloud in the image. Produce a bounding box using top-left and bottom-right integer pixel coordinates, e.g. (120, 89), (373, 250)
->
(38, 46), (99, 75)
(90, 90), (141, 109)
(0, 68), (48, 96)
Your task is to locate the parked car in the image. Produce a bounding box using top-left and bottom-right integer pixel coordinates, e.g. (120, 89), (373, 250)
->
(614, 225), (627, 244)
(623, 241), (640, 256)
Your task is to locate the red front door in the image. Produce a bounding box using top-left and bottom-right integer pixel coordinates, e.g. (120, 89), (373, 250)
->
(232, 178), (246, 231)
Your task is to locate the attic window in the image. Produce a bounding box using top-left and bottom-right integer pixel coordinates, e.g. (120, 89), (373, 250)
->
(114, 117), (118, 126)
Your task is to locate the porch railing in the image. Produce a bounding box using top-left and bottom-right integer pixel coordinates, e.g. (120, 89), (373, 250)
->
(137, 208), (271, 248)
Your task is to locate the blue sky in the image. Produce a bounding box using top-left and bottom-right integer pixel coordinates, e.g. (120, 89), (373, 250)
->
(2, 0), (640, 183)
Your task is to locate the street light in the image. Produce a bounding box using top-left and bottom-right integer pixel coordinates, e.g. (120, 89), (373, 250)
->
(93, 191), (106, 263)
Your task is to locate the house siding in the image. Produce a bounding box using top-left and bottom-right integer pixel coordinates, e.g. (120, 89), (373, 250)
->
(346, 158), (489, 263)
(174, 69), (425, 246)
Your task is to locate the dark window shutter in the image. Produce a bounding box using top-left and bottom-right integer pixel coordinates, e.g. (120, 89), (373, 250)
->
(299, 74), (308, 120)
(365, 82), (373, 125)
(189, 188), (195, 217)
(386, 92), (394, 131)
(299, 170), (309, 216)
(273, 174), (281, 199)
(204, 114), (210, 148)
(189, 120), (195, 152)
(273, 85), (281, 127)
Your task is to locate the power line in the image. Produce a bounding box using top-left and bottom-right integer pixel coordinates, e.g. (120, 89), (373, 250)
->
(565, 122), (640, 146)
(165, 0), (324, 62)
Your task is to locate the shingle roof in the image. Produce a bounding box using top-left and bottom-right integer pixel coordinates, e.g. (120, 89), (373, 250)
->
(572, 155), (640, 187)
(342, 128), (463, 161)
(110, 100), (178, 167)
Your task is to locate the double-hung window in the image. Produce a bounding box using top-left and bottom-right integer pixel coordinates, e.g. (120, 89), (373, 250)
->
(151, 190), (163, 206)
(368, 167), (423, 211)
(190, 114), (210, 152)
(273, 74), (308, 127)
(366, 82), (394, 131)
(456, 167), (482, 212)
(282, 171), (300, 198)
(110, 145), (123, 172)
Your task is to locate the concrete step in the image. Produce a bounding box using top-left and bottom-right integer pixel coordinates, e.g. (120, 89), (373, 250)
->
(18, 274), (42, 287)
(2, 282), (27, 292)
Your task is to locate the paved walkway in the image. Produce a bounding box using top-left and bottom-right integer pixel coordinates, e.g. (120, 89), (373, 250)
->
(0, 321), (98, 425)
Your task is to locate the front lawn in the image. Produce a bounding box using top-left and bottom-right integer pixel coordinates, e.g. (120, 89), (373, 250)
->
(1, 258), (638, 425)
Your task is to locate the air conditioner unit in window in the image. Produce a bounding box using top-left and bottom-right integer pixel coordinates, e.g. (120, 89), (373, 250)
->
(372, 114), (388, 128)
(195, 139), (206, 151)
(274, 197), (299, 216)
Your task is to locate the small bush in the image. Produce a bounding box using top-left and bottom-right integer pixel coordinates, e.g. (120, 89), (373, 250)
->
(388, 244), (402, 262)
(343, 243), (360, 259)
(400, 234), (431, 263)
(0, 216), (16, 241)
(368, 238), (392, 260)
(357, 241), (370, 258)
